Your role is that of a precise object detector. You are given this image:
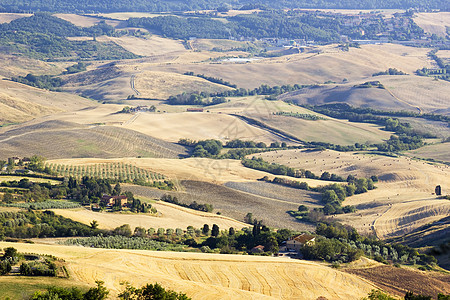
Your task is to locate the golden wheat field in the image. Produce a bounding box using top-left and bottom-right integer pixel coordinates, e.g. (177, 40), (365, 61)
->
(252, 149), (450, 238)
(414, 12), (450, 37)
(0, 242), (376, 299)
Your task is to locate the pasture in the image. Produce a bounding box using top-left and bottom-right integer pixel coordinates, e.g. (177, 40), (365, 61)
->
(0, 242), (376, 299)
(414, 12), (450, 37)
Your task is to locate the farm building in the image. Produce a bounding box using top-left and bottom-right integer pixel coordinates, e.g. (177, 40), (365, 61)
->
(250, 245), (265, 254)
(101, 194), (128, 208)
(286, 233), (315, 252)
(186, 108), (204, 112)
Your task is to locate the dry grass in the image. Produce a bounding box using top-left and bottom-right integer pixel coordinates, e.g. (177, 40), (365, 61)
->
(0, 13), (31, 23)
(122, 111), (281, 143)
(93, 12), (170, 20)
(414, 12), (450, 37)
(0, 80), (94, 126)
(0, 241), (376, 299)
(151, 43), (432, 89)
(97, 35), (186, 57)
(0, 122), (188, 159)
(0, 176), (61, 185)
(133, 71), (232, 99)
(0, 53), (68, 78)
(409, 142), (450, 163)
(53, 13), (122, 27)
(252, 149), (450, 238)
(52, 202), (246, 231)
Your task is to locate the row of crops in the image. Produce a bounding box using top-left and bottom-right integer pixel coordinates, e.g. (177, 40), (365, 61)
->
(45, 163), (165, 184)
(61, 235), (187, 251)
(1, 200), (81, 210)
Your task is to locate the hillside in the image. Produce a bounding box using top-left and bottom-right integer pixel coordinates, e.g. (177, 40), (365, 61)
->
(252, 149), (450, 238)
(0, 242), (376, 299)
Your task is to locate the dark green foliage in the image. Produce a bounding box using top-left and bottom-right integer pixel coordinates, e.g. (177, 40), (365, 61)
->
(404, 292), (432, 300)
(211, 224), (219, 237)
(118, 282), (191, 300)
(11, 74), (63, 91)
(31, 281), (108, 300)
(0, 260), (11, 275)
(19, 260), (56, 276)
(0, 13), (139, 61)
(113, 224), (132, 237)
(160, 195), (213, 213)
(63, 62), (87, 74)
(373, 68), (408, 76)
(365, 290), (397, 300)
(275, 111), (326, 120)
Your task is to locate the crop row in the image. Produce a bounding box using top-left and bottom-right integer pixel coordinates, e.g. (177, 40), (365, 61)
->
(46, 163), (165, 183)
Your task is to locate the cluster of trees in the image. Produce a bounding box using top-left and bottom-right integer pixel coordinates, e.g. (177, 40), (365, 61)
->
(62, 62), (87, 74)
(31, 281), (109, 300)
(168, 92), (227, 106)
(354, 81), (385, 89)
(242, 157), (346, 182)
(274, 111), (325, 120)
(128, 12), (340, 42)
(168, 83), (310, 106)
(30, 281), (190, 300)
(20, 259), (57, 277)
(365, 290), (450, 300)
(11, 74), (63, 91)
(372, 68), (408, 76)
(184, 72), (237, 88)
(0, 210), (101, 239)
(416, 50), (450, 82)
(0, 13), (138, 60)
(160, 194), (213, 213)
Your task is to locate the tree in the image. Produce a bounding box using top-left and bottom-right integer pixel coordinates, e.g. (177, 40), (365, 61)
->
(28, 155), (46, 171)
(435, 185), (442, 196)
(244, 213), (253, 224)
(202, 224), (210, 235)
(228, 227), (235, 236)
(118, 282), (191, 300)
(84, 281), (109, 300)
(113, 183), (121, 196)
(113, 224), (132, 237)
(3, 247), (18, 260)
(90, 220), (99, 230)
(321, 190), (339, 204)
(211, 224), (219, 237)
(0, 160), (6, 171)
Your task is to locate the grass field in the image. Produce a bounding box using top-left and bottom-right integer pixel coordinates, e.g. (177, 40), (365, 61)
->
(53, 13), (122, 27)
(0, 53), (67, 78)
(253, 148), (450, 238)
(0, 242), (376, 299)
(0, 176), (61, 185)
(0, 276), (90, 300)
(0, 13), (31, 23)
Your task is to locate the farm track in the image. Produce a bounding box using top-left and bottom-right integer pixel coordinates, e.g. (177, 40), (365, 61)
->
(130, 74), (140, 96)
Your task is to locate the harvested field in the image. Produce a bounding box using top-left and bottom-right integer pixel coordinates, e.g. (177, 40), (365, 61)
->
(224, 181), (322, 209)
(0, 80), (93, 125)
(0, 242), (377, 299)
(152, 44), (432, 89)
(133, 71), (232, 99)
(52, 201), (246, 231)
(126, 180), (317, 231)
(344, 265), (450, 298)
(0, 122), (188, 159)
(409, 142), (450, 163)
(414, 12), (450, 37)
(251, 114), (391, 145)
(0, 13), (30, 23)
(53, 13), (122, 27)
(253, 149), (450, 238)
(281, 75), (450, 115)
(122, 111), (282, 144)
(0, 176), (61, 185)
(98, 36), (186, 57)
(0, 53), (66, 78)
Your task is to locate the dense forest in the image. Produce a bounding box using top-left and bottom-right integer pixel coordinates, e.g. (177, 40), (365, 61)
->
(0, 13), (138, 60)
(0, 0), (448, 13)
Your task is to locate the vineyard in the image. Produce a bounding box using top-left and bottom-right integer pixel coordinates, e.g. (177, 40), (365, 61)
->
(46, 162), (168, 187)
(61, 235), (187, 251)
(1, 200), (80, 210)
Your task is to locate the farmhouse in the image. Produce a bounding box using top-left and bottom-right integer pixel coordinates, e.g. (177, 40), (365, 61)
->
(286, 233), (315, 252)
(186, 108), (204, 112)
(250, 245), (265, 254)
(101, 194), (128, 208)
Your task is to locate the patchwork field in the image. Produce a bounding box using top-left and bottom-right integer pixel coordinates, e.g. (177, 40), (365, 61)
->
(151, 43), (432, 89)
(0, 242), (377, 299)
(252, 149), (450, 238)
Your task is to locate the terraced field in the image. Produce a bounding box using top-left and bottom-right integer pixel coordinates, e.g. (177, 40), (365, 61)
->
(0, 242), (377, 299)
